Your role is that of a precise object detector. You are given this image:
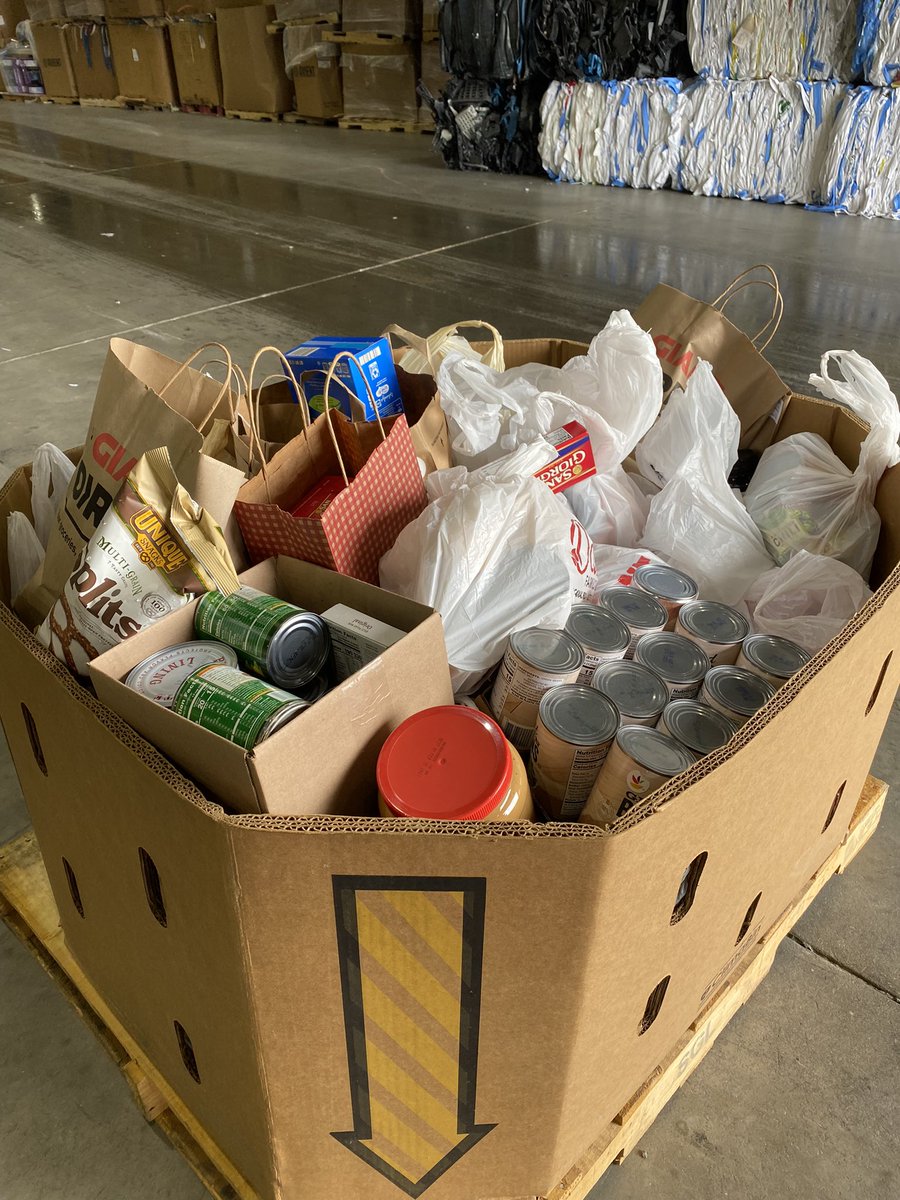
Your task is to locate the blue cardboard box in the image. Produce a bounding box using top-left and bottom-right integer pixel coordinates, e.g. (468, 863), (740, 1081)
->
(285, 336), (404, 423)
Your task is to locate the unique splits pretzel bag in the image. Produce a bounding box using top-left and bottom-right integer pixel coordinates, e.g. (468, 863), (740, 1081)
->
(38, 448), (240, 676)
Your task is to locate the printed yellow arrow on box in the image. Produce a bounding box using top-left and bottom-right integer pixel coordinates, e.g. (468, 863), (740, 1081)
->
(332, 876), (495, 1197)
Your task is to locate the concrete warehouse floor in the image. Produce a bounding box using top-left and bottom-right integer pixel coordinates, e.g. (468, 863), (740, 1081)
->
(0, 103), (898, 1200)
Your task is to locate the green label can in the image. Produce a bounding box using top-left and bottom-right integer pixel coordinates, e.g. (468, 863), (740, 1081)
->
(172, 663), (308, 749)
(195, 586), (330, 689)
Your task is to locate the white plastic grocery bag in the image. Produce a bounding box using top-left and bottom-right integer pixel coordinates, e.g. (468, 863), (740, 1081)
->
(437, 310), (663, 473)
(7, 513), (44, 608)
(31, 444), (75, 550)
(636, 368), (739, 488)
(642, 361), (773, 605)
(564, 465), (649, 546)
(745, 350), (900, 578)
(745, 550), (872, 653)
(380, 442), (594, 694)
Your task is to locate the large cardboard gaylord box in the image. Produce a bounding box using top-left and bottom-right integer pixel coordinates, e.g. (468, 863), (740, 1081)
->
(284, 21), (342, 119)
(1, 339), (899, 1199)
(30, 19), (78, 97)
(89, 556), (453, 815)
(218, 3), (292, 115)
(65, 21), (118, 99)
(169, 15), (222, 108)
(0, 0), (28, 37)
(107, 19), (178, 105)
(342, 41), (418, 121)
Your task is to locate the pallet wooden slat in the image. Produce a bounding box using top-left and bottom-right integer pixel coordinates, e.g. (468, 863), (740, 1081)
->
(0, 777), (887, 1200)
(339, 115), (434, 134)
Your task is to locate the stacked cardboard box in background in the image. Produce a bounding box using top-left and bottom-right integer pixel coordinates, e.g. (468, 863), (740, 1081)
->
(218, 5), (291, 116)
(106, 8), (178, 107)
(30, 19), (77, 97)
(275, 0), (342, 120)
(65, 20), (117, 97)
(339, 0), (419, 124)
(0, 0), (28, 43)
(169, 15), (221, 110)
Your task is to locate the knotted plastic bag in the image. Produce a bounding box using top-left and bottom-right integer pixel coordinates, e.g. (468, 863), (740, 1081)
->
(642, 361), (773, 605)
(745, 550), (872, 653)
(745, 350), (900, 579)
(379, 442), (596, 694)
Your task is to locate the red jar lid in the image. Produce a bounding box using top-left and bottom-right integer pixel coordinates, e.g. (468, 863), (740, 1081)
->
(377, 705), (513, 821)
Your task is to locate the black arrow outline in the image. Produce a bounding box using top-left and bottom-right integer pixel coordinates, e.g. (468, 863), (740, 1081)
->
(332, 875), (495, 1197)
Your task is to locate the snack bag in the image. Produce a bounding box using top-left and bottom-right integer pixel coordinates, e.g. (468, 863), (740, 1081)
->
(38, 448), (239, 675)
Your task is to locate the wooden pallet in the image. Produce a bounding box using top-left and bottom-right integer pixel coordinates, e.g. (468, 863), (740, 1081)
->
(0, 776), (887, 1200)
(181, 102), (225, 117)
(324, 29), (410, 44)
(339, 114), (433, 134)
(1, 91), (43, 102)
(45, 94), (79, 105)
(283, 111), (339, 126)
(267, 12), (339, 32)
(79, 97), (126, 108)
(225, 110), (283, 122)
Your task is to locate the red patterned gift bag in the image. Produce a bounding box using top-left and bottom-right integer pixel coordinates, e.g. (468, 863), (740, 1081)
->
(233, 348), (427, 585)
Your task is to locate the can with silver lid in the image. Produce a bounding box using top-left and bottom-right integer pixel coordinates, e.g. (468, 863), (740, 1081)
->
(736, 634), (811, 689)
(172, 664), (309, 749)
(701, 665), (776, 727)
(676, 600), (750, 667)
(196, 585), (331, 690)
(125, 641), (238, 707)
(565, 604), (630, 683)
(293, 671), (331, 704)
(590, 660), (668, 726)
(658, 699), (737, 758)
(490, 628), (584, 753)
(580, 725), (696, 827)
(530, 685), (620, 821)
(633, 564), (699, 630)
(633, 632), (710, 700)
(597, 585), (667, 658)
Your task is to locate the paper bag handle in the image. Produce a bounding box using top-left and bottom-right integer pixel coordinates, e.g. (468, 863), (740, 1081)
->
(246, 346), (345, 500)
(711, 265), (784, 351)
(157, 342), (239, 433)
(383, 320), (505, 373)
(320, 351), (388, 480)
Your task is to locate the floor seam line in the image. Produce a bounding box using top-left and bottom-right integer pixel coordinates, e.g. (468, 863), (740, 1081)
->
(787, 932), (900, 1003)
(0, 219), (551, 366)
(0, 157), (188, 191)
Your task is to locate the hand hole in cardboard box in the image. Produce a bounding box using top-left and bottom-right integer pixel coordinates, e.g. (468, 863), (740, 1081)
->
(736, 892), (762, 945)
(139, 847), (167, 928)
(638, 974), (670, 1035)
(866, 651), (893, 715)
(822, 781), (847, 834)
(62, 857), (85, 919)
(174, 1021), (201, 1084)
(87, 557), (453, 816)
(670, 851), (708, 924)
(20, 703), (47, 776)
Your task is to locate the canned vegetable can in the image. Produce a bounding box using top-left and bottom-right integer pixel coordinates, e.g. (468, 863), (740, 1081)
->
(590, 659), (668, 726)
(632, 564), (699, 630)
(489, 627), (584, 754)
(172, 664), (308, 749)
(565, 604), (630, 683)
(657, 699), (737, 757)
(701, 665), (776, 727)
(196, 585), (330, 689)
(531, 685), (620, 821)
(736, 633), (811, 689)
(125, 641), (238, 707)
(676, 600), (750, 667)
(597, 586), (668, 658)
(634, 632), (710, 699)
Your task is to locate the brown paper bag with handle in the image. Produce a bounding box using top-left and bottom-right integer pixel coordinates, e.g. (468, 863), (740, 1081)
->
(634, 265), (791, 452)
(19, 339), (247, 625)
(384, 321), (505, 474)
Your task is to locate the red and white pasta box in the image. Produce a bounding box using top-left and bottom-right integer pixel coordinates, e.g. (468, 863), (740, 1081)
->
(535, 422), (597, 493)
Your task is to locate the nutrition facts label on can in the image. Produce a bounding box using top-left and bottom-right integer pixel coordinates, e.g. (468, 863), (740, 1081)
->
(491, 657), (571, 752)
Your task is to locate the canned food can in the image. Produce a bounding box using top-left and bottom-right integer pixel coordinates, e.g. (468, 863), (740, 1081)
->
(196, 586), (330, 690)
(675, 600), (750, 666)
(590, 660), (668, 726)
(657, 699), (737, 758)
(489, 627), (584, 754)
(580, 725), (696, 827)
(736, 633), (811, 689)
(565, 604), (630, 683)
(530, 685), (620, 821)
(633, 632), (710, 699)
(293, 671), (331, 704)
(597, 586), (667, 658)
(632, 565), (699, 630)
(172, 664), (308, 749)
(701, 665), (776, 727)
(125, 641), (238, 707)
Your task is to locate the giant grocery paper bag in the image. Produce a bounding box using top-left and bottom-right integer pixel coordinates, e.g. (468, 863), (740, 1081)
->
(21, 338), (246, 623)
(634, 265), (792, 451)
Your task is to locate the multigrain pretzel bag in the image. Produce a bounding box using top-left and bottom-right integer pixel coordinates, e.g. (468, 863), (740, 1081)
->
(38, 448), (240, 676)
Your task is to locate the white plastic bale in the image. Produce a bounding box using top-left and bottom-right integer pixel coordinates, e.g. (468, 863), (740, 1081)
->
(539, 79), (686, 191)
(816, 85), (900, 217)
(679, 78), (846, 205)
(687, 0), (857, 80)
(854, 0), (900, 84)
